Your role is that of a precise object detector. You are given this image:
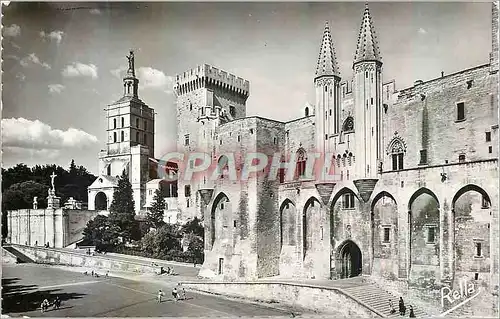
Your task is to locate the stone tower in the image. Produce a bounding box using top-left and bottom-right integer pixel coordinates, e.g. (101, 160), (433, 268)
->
(314, 22), (342, 167)
(92, 50), (154, 213)
(174, 64), (250, 222)
(491, 1), (499, 74)
(352, 4), (383, 179)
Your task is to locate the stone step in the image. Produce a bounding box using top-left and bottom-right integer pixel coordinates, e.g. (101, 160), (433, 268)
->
(342, 283), (427, 318)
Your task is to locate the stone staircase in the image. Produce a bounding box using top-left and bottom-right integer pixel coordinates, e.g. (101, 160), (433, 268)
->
(2, 245), (34, 263)
(343, 283), (427, 318)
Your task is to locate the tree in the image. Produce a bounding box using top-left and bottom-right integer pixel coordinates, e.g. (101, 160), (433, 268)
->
(181, 217), (204, 238)
(69, 159), (77, 177)
(108, 170), (135, 243)
(141, 224), (181, 259)
(2, 181), (49, 210)
(81, 215), (121, 252)
(186, 233), (204, 265)
(146, 189), (165, 229)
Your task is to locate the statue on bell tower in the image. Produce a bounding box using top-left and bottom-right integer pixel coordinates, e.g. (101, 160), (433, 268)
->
(123, 49), (139, 97)
(126, 50), (135, 76)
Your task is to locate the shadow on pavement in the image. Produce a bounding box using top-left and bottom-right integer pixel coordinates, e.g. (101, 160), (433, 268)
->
(1, 277), (86, 314)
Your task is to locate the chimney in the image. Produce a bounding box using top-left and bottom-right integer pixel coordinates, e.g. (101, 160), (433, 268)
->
(441, 71), (444, 77)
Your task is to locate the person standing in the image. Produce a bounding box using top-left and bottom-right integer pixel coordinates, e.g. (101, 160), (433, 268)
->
(157, 289), (164, 303)
(399, 297), (406, 316)
(53, 296), (61, 310)
(172, 286), (178, 301)
(409, 305), (416, 318)
(389, 299), (396, 314)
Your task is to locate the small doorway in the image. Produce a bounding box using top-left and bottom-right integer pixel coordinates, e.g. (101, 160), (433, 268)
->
(337, 240), (362, 279)
(218, 258), (224, 275)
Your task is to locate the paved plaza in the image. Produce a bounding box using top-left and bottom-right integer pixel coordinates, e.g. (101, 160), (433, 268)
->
(1, 264), (301, 317)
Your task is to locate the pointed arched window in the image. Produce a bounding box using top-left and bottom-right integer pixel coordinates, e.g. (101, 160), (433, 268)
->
(296, 149), (307, 179)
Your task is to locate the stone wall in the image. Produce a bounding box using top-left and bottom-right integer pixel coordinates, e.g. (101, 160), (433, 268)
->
(10, 244), (158, 274)
(182, 281), (377, 317)
(383, 64), (497, 172)
(7, 209), (98, 248)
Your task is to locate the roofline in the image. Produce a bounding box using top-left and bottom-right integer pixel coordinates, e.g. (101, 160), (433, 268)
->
(397, 63), (490, 93)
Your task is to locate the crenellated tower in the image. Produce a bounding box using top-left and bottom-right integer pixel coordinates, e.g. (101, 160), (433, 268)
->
(314, 22), (342, 164)
(352, 4), (383, 179)
(174, 64), (250, 222)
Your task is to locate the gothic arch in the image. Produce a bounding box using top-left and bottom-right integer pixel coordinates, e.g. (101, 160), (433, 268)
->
(408, 187), (440, 209)
(331, 187), (360, 208)
(279, 198), (296, 247)
(335, 239), (363, 278)
(408, 187), (441, 275)
(451, 184), (492, 278)
(210, 192), (230, 249)
(452, 184), (491, 209)
(370, 190), (399, 278)
(386, 132), (407, 155)
(371, 191), (397, 212)
(303, 197), (321, 258)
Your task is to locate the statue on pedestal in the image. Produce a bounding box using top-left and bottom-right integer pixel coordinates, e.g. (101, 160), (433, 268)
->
(50, 172), (57, 191)
(126, 50), (135, 74)
(33, 197), (38, 210)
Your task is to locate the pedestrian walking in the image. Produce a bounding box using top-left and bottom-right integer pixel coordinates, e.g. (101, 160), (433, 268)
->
(172, 286), (178, 301)
(399, 297), (406, 316)
(40, 298), (49, 313)
(157, 289), (164, 303)
(53, 296), (61, 310)
(389, 299), (396, 314)
(105, 271), (109, 278)
(91, 270), (94, 277)
(409, 305), (416, 318)
(180, 287), (186, 300)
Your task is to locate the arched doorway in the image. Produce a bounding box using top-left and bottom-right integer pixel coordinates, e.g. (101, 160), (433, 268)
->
(95, 192), (107, 210)
(210, 192), (230, 250)
(337, 240), (362, 278)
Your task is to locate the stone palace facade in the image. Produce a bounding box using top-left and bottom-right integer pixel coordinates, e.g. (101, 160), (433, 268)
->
(172, 3), (499, 308)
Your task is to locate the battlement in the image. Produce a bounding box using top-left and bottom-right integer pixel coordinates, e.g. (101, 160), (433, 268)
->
(174, 64), (250, 96)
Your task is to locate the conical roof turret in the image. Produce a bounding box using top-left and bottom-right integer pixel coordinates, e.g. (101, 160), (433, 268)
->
(315, 21), (340, 79)
(353, 3), (382, 65)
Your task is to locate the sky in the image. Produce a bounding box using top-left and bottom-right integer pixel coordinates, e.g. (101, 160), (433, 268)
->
(1, 1), (493, 175)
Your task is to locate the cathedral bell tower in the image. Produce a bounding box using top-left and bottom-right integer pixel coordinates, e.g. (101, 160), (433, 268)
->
(314, 22), (342, 167)
(352, 4), (383, 179)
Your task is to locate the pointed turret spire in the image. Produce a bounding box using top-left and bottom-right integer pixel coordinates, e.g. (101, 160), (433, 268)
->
(315, 21), (340, 79)
(353, 3), (382, 65)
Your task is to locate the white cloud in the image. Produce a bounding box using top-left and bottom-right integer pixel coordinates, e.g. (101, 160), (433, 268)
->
(3, 146), (61, 161)
(40, 30), (64, 45)
(89, 8), (101, 15)
(5, 54), (20, 61)
(1, 118), (99, 151)
(137, 67), (174, 93)
(110, 65), (127, 78)
(20, 53), (51, 69)
(62, 62), (98, 79)
(418, 28), (427, 35)
(48, 84), (65, 94)
(4, 24), (20, 37)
